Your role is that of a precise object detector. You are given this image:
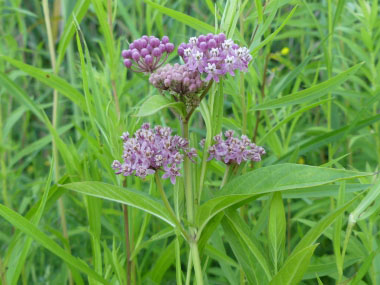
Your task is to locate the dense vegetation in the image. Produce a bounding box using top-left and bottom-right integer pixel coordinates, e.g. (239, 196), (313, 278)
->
(0, 0), (379, 284)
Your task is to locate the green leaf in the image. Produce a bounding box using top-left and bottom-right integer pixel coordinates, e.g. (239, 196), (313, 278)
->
(197, 164), (370, 234)
(222, 213), (267, 284)
(270, 244), (318, 285)
(56, 0), (91, 68)
(0, 72), (45, 122)
(351, 250), (379, 285)
(258, 99), (331, 144)
(0, 204), (107, 284)
(292, 196), (359, 256)
(254, 63), (363, 110)
(62, 181), (174, 227)
(255, 0), (263, 23)
(251, 6), (298, 54)
(1, 56), (87, 112)
(6, 161), (54, 284)
(277, 114), (380, 162)
(143, 0), (215, 33)
(136, 95), (184, 117)
(268, 192), (286, 273)
(224, 210), (272, 280)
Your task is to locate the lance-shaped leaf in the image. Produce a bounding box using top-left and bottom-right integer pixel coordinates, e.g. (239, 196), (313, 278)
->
(270, 244), (318, 284)
(196, 164), (370, 234)
(253, 63), (363, 110)
(62, 181), (174, 227)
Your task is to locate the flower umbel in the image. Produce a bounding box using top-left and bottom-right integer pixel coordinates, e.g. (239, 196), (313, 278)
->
(122, 35), (175, 73)
(149, 63), (205, 95)
(112, 123), (197, 184)
(178, 33), (252, 82)
(202, 130), (265, 165)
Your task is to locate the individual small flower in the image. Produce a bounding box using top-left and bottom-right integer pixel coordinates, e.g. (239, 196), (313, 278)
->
(178, 33), (252, 82)
(121, 35), (175, 73)
(149, 63), (205, 95)
(206, 130), (265, 165)
(112, 124), (197, 184)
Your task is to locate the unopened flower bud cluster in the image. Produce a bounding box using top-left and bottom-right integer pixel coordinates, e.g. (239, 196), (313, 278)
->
(149, 63), (205, 96)
(112, 123), (197, 184)
(122, 35), (175, 73)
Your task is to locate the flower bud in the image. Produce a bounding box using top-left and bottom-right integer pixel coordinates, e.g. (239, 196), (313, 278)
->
(132, 51), (140, 61)
(152, 47), (162, 57)
(124, 59), (132, 68)
(150, 37), (160, 48)
(161, 36), (169, 44)
(144, 55), (153, 65)
(159, 43), (166, 53)
(165, 43), (175, 53)
(183, 77), (190, 86)
(122, 49), (131, 58)
(140, 48), (149, 57)
(164, 78), (171, 87)
(134, 39), (142, 50)
(199, 42), (207, 51)
(218, 33), (226, 42)
(198, 35), (206, 42)
(207, 39), (216, 48)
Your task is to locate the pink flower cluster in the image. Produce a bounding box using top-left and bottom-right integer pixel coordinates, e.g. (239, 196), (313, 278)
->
(178, 33), (252, 82)
(112, 123), (197, 184)
(122, 35), (175, 73)
(149, 63), (205, 95)
(201, 130), (265, 165)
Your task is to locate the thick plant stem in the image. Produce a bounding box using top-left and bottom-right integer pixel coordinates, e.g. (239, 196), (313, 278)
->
(185, 81), (213, 123)
(175, 236), (183, 285)
(185, 252), (192, 285)
(181, 120), (203, 284)
(182, 121), (194, 225)
(42, 1), (72, 284)
(123, 204), (132, 285)
(190, 242), (203, 285)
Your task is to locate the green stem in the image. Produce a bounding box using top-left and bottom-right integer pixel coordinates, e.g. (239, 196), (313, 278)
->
(185, 81), (213, 123)
(175, 236), (183, 285)
(220, 165), (231, 189)
(190, 242), (204, 285)
(154, 173), (188, 240)
(181, 121), (194, 225)
(123, 204), (131, 285)
(185, 251), (192, 285)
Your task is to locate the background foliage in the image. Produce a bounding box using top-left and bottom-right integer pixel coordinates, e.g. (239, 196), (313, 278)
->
(0, 0), (379, 284)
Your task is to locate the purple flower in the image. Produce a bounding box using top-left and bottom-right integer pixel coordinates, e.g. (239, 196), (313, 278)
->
(121, 35), (175, 73)
(162, 166), (181, 185)
(206, 130), (265, 165)
(112, 124), (197, 184)
(178, 33), (252, 82)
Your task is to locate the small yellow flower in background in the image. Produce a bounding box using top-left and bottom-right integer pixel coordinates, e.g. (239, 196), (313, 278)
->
(298, 156), (305, 164)
(27, 165), (34, 174)
(281, 47), (290, 55)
